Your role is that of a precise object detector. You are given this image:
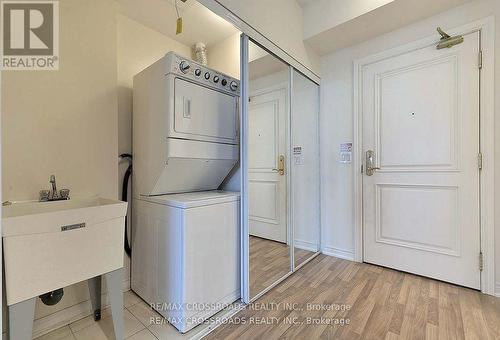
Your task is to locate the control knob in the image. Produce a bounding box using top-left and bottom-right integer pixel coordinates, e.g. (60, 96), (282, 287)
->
(213, 76), (220, 83)
(194, 68), (201, 76)
(204, 72), (210, 80)
(221, 79), (227, 86)
(230, 81), (238, 91)
(179, 61), (190, 74)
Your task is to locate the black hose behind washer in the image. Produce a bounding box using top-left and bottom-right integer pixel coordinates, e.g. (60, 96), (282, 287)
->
(120, 153), (132, 257)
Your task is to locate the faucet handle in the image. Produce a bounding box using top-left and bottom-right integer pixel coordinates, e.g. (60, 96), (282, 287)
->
(50, 175), (56, 183)
(60, 189), (70, 199)
(39, 190), (50, 201)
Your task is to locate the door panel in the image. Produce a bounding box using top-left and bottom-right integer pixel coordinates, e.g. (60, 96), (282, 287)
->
(376, 184), (459, 256)
(174, 78), (238, 143)
(249, 180), (279, 223)
(378, 57), (457, 169)
(248, 88), (287, 243)
(248, 101), (279, 168)
(362, 32), (480, 289)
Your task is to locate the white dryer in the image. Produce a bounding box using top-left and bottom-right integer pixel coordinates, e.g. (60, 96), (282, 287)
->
(132, 52), (240, 197)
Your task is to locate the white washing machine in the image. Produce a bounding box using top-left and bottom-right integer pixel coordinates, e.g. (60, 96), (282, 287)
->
(131, 191), (240, 333)
(131, 53), (241, 333)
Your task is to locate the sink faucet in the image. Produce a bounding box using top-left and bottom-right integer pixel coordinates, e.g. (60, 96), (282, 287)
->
(39, 175), (70, 202)
(49, 175), (59, 200)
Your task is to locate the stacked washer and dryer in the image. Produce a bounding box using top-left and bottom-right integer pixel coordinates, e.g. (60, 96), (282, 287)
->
(131, 52), (240, 333)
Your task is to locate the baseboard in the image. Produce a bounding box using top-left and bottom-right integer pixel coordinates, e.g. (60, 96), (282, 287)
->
(32, 279), (131, 338)
(123, 278), (131, 291)
(294, 239), (319, 252)
(322, 246), (355, 261)
(495, 282), (500, 297)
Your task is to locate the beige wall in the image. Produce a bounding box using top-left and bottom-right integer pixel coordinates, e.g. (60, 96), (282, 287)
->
(2, 0), (118, 202)
(209, 33), (240, 79)
(1, 0), (119, 335)
(319, 0), (500, 294)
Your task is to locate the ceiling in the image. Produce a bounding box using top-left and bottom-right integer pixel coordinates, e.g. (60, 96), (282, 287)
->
(249, 54), (288, 80)
(117, 0), (239, 48)
(117, 0), (476, 66)
(302, 0), (473, 55)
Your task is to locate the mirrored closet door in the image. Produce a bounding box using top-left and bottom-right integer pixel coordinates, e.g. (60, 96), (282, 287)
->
(246, 40), (292, 300)
(241, 36), (321, 303)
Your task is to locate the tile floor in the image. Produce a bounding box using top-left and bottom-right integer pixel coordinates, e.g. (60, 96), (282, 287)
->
(34, 291), (205, 340)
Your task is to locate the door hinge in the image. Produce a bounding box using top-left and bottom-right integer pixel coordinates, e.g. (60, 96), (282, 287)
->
(478, 152), (483, 170)
(478, 50), (483, 69)
(479, 252), (484, 271)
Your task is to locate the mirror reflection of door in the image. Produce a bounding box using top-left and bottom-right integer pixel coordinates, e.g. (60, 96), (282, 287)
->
(248, 88), (287, 242)
(248, 41), (291, 299)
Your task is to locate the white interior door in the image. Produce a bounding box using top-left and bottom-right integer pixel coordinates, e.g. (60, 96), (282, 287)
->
(362, 32), (480, 289)
(248, 88), (287, 243)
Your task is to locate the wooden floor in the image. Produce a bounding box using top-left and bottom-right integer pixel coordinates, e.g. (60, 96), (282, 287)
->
(207, 254), (500, 340)
(249, 236), (314, 298)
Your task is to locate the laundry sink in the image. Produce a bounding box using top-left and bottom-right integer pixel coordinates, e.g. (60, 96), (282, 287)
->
(2, 197), (127, 306)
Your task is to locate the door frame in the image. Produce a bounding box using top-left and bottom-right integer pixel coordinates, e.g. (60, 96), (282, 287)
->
(352, 17), (495, 295)
(240, 33), (250, 303)
(248, 82), (291, 245)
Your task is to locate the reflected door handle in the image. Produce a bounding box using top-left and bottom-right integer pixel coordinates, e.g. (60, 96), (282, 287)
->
(365, 150), (380, 176)
(272, 155), (285, 175)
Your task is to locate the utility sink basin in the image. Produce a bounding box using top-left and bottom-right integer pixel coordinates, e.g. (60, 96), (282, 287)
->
(2, 197), (127, 306)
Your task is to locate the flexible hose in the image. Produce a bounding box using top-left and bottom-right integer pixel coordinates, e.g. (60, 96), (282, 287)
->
(120, 154), (132, 257)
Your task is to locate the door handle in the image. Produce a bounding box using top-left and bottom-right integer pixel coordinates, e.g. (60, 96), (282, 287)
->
(273, 155), (285, 176)
(365, 150), (380, 176)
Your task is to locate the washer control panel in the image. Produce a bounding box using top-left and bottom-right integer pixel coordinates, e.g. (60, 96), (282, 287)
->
(167, 53), (240, 96)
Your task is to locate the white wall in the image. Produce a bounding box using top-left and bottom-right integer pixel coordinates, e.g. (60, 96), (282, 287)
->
(320, 0), (500, 293)
(1, 0), (119, 335)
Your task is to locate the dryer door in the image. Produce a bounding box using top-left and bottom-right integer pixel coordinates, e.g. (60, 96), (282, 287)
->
(174, 78), (238, 144)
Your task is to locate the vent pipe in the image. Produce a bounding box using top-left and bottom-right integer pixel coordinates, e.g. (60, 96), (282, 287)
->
(193, 42), (208, 66)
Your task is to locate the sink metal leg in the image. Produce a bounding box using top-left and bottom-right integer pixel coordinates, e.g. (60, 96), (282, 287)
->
(8, 297), (36, 340)
(105, 269), (124, 340)
(88, 276), (102, 321)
